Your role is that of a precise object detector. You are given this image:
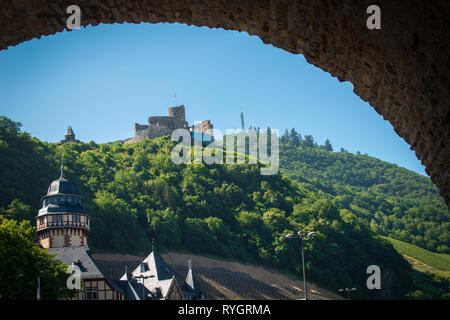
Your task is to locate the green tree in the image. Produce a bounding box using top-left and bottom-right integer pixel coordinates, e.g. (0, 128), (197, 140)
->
(280, 129), (290, 144)
(147, 208), (181, 248)
(303, 135), (315, 148)
(0, 216), (75, 300)
(0, 115), (446, 299)
(2, 199), (33, 221)
(324, 139), (333, 151)
(289, 128), (300, 147)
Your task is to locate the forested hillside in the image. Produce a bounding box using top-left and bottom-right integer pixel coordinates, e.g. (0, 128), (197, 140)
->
(279, 129), (449, 254)
(1, 116), (448, 299)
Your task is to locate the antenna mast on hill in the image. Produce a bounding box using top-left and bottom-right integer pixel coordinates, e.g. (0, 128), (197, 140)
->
(240, 107), (245, 131)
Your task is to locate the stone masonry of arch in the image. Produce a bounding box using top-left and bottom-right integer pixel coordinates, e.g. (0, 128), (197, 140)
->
(0, 0), (449, 206)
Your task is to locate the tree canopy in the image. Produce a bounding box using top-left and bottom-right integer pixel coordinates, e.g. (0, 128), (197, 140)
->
(0, 216), (75, 300)
(1, 117), (448, 299)
(279, 129), (449, 255)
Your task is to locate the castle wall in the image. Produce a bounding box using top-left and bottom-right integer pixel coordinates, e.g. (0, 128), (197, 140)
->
(134, 123), (149, 135)
(149, 116), (188, 130)
(149, 116), (171, 127)
(126, 105), (212, 144)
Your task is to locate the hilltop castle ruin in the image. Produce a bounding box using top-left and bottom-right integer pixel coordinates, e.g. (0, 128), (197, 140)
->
(125, 105), (213, 144)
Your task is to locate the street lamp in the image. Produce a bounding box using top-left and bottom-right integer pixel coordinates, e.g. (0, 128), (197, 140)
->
(136, 275), (147, 300)
(285, 231), (318, 300)
(338, 287), (357, 300)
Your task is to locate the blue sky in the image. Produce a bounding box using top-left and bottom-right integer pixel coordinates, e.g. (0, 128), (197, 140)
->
(0, 22), (426, 176)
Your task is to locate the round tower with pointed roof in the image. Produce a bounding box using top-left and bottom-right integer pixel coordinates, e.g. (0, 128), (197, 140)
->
(36, 165), (90, 248)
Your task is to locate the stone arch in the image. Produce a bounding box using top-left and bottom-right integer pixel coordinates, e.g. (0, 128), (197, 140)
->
(1, 0), (449, 206)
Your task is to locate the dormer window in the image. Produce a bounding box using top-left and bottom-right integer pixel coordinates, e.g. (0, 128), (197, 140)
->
(140, 263), (148, 273)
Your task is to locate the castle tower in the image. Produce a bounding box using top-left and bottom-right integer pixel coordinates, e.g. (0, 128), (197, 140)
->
(61, 126), (80, 144)
(168, 105), (186, 122)
(36, 166), (90, 248)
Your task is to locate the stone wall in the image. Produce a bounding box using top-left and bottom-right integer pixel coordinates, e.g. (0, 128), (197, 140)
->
(168, 105), (186, 122)
(134, 123), (149, 136)
(148, 115), (188, 131)
(51, 231), (65, 248)
(0, 0), (448, 206)
(126, 105), (210, 144)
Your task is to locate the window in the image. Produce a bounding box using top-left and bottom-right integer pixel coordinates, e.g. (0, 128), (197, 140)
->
(91, 288), (98, 300)
(77, 215), (81, 223)
(58, 215), (62, 223)
(85, 288), (91, 300)
(85, 287), (98, 300)
(72, 215), (76, 223)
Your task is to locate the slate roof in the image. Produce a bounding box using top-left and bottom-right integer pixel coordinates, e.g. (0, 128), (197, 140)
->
(119, 251), (189, 300)
(48, 246), (124, 293)
(38, 175), (86, 216)
(49, 246), (103, 279)
(185, 264), (202, 299)
(37, 203), (86, 216)
(45, 176), (80, 197)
